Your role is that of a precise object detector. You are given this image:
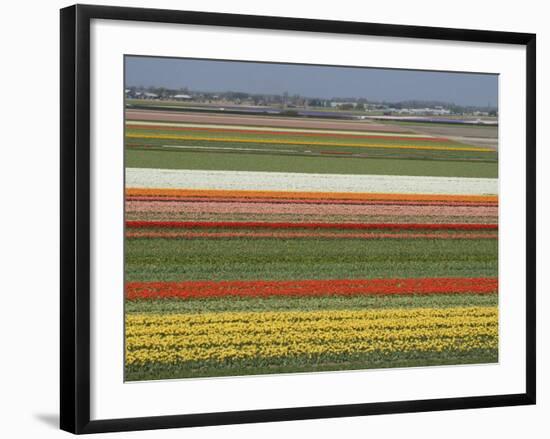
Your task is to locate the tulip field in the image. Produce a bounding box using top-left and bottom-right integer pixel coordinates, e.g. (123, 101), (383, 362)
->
(124, 111), (498, 381)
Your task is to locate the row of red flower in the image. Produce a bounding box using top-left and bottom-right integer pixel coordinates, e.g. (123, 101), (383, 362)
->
(126, 231), (498, 240)
(126, 221), (498, 231)
(126, 277), (498, 300)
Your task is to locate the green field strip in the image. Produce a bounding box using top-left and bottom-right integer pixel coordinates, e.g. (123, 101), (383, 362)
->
(125, 132), (495, 154)
(125, 149), (498, 178)
(125, 293), (498, 314)
(124, 348), (498, 381)
(126, 145), (498, 168)
(125, 238), (498, 281)
(125, 133), (496, 156)
(125, 260), (498, 282)
(125, 138), (498, 162)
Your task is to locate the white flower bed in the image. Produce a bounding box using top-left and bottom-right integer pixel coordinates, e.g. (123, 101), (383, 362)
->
(126, 168), (498, 196)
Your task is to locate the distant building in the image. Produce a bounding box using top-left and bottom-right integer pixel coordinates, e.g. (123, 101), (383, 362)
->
(143, 92), (158, 99)
(173, 94), (193, 101)
(396, 108), (451, 115)
(330, 101), (357, 108)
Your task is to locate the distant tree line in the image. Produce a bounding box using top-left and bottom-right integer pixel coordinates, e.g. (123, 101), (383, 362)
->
(125, 85), (497, 114)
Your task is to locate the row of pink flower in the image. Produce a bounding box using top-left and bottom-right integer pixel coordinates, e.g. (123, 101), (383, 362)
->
(126, 200), (497, 217)
(126, 221), (498, 230)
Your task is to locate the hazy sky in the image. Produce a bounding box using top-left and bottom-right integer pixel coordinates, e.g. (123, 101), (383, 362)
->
(125, 56), (498, 107)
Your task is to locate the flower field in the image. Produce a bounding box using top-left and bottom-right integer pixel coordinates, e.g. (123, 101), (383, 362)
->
(124, 111), (498, 381)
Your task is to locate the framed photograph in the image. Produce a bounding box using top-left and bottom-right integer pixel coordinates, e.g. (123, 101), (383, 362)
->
(60, 4), (536, 434)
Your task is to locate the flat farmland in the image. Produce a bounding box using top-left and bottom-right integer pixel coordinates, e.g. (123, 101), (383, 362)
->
(125, 112), (498, 178)
(126, 109), (416, 132)
(124, 107), (498, 381)
(392, 122), (498, 149)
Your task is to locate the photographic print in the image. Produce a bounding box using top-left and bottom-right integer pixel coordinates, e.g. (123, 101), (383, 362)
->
(124, 56), (499, 382)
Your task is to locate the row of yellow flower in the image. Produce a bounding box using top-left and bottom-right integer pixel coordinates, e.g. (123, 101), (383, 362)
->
(127, 313), (496, 337)
(128, 306), (495, 326)
(125, 133), (493, 153)
(127, 326), (497, 349)
(126, 306), (497, 364)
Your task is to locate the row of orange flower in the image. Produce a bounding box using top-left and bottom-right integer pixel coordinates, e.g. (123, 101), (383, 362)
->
(126, 277), (498, 300)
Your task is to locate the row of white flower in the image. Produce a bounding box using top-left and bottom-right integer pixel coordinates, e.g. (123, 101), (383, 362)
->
(126, 168), (498, 196)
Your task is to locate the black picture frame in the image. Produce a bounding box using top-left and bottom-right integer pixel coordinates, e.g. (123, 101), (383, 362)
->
(60, 4), (536, 434)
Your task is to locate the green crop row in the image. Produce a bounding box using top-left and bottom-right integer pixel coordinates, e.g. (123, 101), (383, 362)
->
(125, 148), (498, 178)
(125, 237), (498, 281)
(126, 293), (498, 314)
(125, 348), (498, 381)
